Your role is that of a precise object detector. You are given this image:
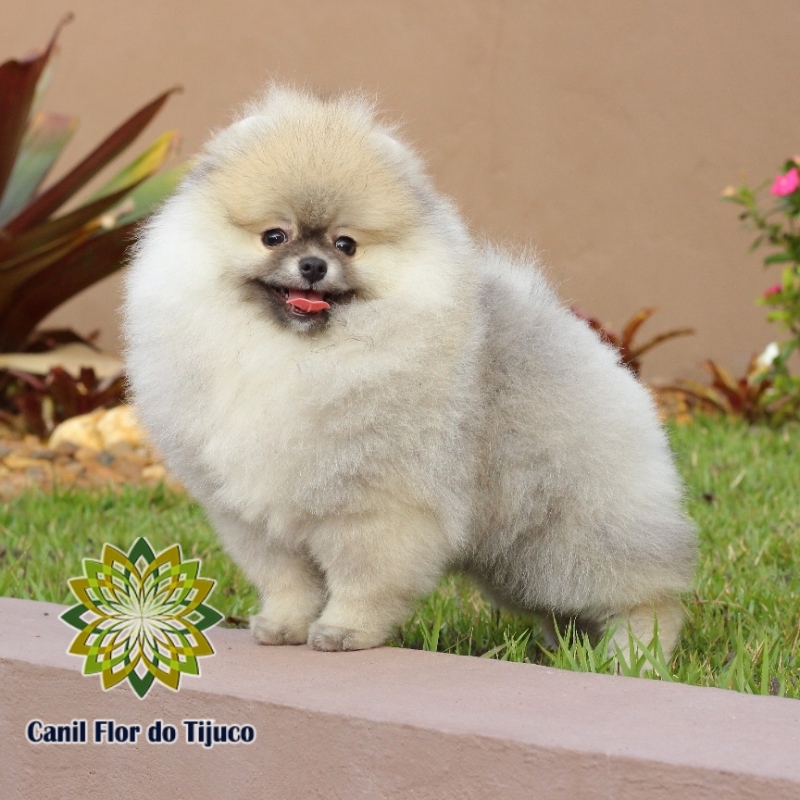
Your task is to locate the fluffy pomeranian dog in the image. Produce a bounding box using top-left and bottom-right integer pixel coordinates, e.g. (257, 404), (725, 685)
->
(124, 86), (696, 659)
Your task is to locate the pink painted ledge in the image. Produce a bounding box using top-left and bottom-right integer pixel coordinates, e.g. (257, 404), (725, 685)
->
(1, 597), (799, 800)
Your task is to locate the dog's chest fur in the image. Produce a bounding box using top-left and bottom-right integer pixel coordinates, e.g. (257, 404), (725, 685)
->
(177, 308), (476, 531)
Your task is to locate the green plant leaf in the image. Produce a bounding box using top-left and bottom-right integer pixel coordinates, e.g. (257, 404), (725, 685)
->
(0, 16), (70, 203)
(782, 339), (799, 358)
(1, 87), (180, 236)
(114, 162), (188, 226)
(764, 253), (793, 265)
(0, 112), (78, 225)
(87, 129), (180, 203)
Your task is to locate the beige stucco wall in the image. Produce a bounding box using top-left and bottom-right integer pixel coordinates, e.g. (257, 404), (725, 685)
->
(4, 1), (800, 381)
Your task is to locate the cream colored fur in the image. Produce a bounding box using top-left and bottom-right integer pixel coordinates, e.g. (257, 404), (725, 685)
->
(123, 86), (696, 660)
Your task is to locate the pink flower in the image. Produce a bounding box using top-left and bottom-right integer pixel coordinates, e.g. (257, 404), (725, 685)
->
(771, 167), (800, 196)
(764, 284), (782, 298)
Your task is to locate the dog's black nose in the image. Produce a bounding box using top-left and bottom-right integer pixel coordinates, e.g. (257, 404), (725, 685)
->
(298, 256), (327, 284)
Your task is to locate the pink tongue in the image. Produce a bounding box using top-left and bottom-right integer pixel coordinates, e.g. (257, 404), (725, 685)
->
(286, 289), (330, 313)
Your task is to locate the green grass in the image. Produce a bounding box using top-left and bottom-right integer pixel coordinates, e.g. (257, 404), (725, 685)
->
(1, 415), (799, 696)
(0, 484), (257, 622)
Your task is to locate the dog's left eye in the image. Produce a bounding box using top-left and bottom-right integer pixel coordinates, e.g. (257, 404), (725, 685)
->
(262, 228), (288, 247)
(334, 236), (357, 256)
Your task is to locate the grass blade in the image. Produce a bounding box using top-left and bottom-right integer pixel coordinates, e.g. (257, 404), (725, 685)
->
(419, 601), (443, 651)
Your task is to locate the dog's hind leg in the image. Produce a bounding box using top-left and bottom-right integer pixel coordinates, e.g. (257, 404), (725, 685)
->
(605, 597), (685, 670)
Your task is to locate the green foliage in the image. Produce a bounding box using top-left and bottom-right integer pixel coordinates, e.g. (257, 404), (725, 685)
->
(722, 161), (800, 421)
(0, 485), (257, 622)
(0, 17), (186, 353)
(671, 415), (799, 696)
(398, 577), (540, 660)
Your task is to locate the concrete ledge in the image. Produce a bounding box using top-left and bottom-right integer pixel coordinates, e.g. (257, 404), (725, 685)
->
(1, 597), (799, 799)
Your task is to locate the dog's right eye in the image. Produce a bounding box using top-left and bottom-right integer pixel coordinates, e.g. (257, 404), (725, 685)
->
(261, 229), (288, 247)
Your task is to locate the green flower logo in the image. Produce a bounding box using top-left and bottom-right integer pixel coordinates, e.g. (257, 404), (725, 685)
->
(60, 538), (223, 699)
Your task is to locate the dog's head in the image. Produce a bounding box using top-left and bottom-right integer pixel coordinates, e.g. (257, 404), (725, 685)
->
(189, 86), (449, 333)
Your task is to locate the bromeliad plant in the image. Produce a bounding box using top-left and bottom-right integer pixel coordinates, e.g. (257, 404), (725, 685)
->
(666, 351), (783, 424)
(570, 306), (694, 378)
(0, 16), (186, 353)
(721, 160), (800, 422)
(0, 365), (125, 440)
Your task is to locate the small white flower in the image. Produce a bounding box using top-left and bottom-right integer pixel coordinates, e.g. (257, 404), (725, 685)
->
(756, 342), (780, 370)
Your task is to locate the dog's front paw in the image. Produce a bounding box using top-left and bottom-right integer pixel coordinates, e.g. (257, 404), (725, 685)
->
(307, 622), (385, 652)
(251, 614), (309, 646)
